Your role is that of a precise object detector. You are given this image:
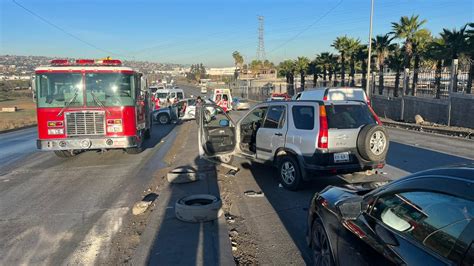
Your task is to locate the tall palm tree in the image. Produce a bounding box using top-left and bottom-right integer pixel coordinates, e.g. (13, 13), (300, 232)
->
(329, 54), (340, 86)
(426, 38), (447, 99)
(308, 60), (321, 88)
(372, 34), (394, 95)
(409, 29), (432, 95)
(355, 45), (369, 89)
(295, 57), (310, 91)
(465, 23), (474, 93)
(316, 52), (333, 86)
(387, 45), (405, 97)
(250, 60), (263, 77)
(346, 38), (362, 87)
(232, 51), (244, 70)
(332, 36), (351, 86)
(391, 15), (427, 70)
(278, 60), (296, 95)
(440, 25), (468, 92)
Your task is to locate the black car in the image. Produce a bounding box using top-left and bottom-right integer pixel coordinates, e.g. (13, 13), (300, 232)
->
(306, 165), (474, 266)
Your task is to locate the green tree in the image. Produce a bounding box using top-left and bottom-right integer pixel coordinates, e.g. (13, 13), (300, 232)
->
(391, 15), (427, 70)
(316, 52), (333, 87)
(250, 60), (263, 77)
(346, 38), (362, 87)
(355, 45), (369, 89)
(465, 23), (474, 93)
(411, 29), (432, 94)
(308, 60), (321, 88)
(426, 38), (448, 99)
(372, 34), (394, 95)
(440, 25), (468, 92)
(232, 51), (244, 77)
(295, 56), (310, 91)
(332, 36), (351, 86)
(387, 44), (405, 97)
(278, 60), (296, 95)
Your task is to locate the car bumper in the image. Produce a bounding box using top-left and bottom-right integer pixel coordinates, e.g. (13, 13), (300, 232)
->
(37, 136), (138, 150)
(302, 150), (384, 174)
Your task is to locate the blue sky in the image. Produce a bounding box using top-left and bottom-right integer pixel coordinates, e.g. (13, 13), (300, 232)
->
(1, 0), (473, 66)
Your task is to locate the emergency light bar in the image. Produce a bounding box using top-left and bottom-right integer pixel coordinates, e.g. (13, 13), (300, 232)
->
(49, 59), (122, 66)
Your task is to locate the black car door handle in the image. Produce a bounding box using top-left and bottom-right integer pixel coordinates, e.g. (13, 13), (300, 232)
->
(274, 133), (283, 136)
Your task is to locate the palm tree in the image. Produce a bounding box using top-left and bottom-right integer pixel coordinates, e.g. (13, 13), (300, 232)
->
(332, 36), (351, 86)
(426, 38), (447, 99)
(232, 51), (244, 70)
(391, 15), (427, 69)
(346, 38), (362, 87)
(308, 60), (321, 88)
(387, 45), (405, 97)
(295, 57), (310, 91)
(465, 23), (474, 94)
(410, 29), (432, 95)
(329, 54), (340, 86)
(278, 60), (296, 95)
(372, 34), (394, 95)
(249, 60), (263, 77)
(316, 52), (333, 86)
(355, 45), (369, 89)
(440, 26), (468, 92)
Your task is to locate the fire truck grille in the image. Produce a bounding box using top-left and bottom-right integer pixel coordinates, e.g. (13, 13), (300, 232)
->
(65, 111), (105, 136)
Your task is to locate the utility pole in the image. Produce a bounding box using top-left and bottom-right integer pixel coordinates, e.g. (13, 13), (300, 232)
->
(366, 0), (374, 97)
(257, 16), (266, 61)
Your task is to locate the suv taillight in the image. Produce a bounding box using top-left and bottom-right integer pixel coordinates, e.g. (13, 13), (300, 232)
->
(368, 105), (382, 125)
(318, 105), (329, 149)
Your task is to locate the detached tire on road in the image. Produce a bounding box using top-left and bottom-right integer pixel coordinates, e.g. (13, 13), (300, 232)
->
(167, 167), (199, 184)
(175, 194), (223, 223)
(357, 124), (389, 162)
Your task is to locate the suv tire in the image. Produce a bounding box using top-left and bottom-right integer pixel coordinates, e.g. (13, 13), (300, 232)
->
(157, 113), (170, 125)
(357, 124), (389, 162)
(278, 156), (302, 191)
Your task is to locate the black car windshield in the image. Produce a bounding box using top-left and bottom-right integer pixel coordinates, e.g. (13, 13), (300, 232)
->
(326, 104), (376, 129)
(85, 73), (135, 107)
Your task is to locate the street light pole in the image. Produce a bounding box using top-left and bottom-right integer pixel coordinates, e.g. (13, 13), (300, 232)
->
(366, 0), (374, 97)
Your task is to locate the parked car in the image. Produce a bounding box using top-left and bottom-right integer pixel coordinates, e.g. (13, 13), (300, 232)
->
(294, 87), (371, 106)
(197, 100), (387, 190)
(307, 164), (474, 266)
(267, 92), (291, 101)
(232, 97), (251, 110)
(154, 98), (216, 124)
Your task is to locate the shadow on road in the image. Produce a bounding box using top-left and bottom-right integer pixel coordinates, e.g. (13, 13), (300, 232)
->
(240, 161), (346, 264)
(387, 141), (473, 173)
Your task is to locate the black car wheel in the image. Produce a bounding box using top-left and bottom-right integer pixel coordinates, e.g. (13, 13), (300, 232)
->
(278, 156), (302, 191)
(157, 113), (170, 125)
(311, 219), (334, 266)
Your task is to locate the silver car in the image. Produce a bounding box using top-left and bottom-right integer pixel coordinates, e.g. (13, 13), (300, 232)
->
(198, 100), (389, 190)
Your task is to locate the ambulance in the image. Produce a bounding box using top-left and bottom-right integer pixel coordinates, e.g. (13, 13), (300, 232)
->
(211, 88), (232, 112)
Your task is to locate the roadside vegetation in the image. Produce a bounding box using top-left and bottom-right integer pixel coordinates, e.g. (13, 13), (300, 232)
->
(232, 17), (474, 96)
(0, 89), (36, 132)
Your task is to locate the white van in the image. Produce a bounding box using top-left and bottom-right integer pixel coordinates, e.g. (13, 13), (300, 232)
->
(168, 88), (185, 104)
(294, 87), (370, 105)
(155, 88), (170, 103)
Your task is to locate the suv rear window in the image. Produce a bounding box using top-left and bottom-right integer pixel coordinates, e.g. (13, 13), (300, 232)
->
(326, 104), (375, 129)
(292, 106), (314, 130)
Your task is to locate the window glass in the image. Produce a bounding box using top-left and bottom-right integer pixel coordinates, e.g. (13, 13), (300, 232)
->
(177, 92), (184, 99)
(292, 106), (314, 130)
(371, 191), (473, 259)
(156, 92), (168, 99)
(85, 73), (135, 107)
(263, 106), (285, 129)
(241, 107), (267, 128)
(326, 104), (375, 129)
(36, 73), (83, 108)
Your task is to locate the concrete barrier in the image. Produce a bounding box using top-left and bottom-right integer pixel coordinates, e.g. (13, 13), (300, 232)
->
(371, 93), (474, 129)
(1, 107), (17, 112)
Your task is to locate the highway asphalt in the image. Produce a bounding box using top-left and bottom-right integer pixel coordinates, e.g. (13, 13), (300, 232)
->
(0, 84), (472, 264)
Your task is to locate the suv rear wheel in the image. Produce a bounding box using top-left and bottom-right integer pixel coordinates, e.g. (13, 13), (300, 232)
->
(357, 125), (389, 162)
(278, 156), (302, 191)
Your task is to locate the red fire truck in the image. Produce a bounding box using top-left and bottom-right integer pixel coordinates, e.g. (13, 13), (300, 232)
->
(33, 58), (153, 157)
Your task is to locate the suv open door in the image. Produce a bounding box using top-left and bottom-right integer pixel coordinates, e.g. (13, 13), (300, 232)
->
(197, 103), (236, 163)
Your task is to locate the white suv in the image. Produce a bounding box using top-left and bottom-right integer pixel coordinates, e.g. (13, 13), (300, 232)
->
(198, 100), (389, 190)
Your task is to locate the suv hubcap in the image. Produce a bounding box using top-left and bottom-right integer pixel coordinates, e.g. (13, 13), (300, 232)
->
(313, 224), (331, 266)
(159, 115), (169, 124)
(369, 131), (386, 155)
(281, 161), (295, 184)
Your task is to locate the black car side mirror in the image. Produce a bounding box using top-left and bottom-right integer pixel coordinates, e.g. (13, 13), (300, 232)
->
(336, 196), (364, 220)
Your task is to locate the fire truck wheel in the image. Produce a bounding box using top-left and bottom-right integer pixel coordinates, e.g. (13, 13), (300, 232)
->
(54, 150), (76, 158)
(157, 113), (170, 125)
(175, 194), (223, 223)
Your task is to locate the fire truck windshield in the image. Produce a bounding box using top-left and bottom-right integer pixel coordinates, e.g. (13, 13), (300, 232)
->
(36, 73), (84, 108)
(85, 73), (135, 107)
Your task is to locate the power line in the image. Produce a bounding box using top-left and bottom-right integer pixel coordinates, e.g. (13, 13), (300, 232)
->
(268, 0), (344, 54)
(11, 0), (127, 57)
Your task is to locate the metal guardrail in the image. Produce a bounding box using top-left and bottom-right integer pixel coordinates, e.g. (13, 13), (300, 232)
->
(381, 119), (474, 140)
